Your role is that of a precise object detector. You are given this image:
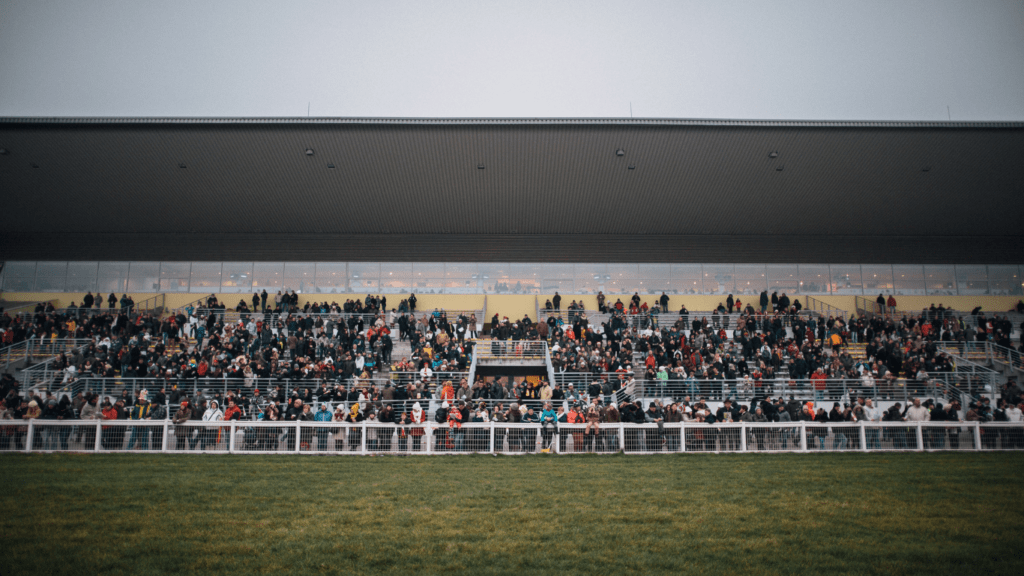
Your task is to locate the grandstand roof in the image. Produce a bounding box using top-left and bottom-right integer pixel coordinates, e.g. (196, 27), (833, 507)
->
(1, 117), (1022, 263)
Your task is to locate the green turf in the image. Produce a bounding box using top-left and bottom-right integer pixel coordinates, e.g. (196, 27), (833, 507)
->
(1, 453), (1022, 575)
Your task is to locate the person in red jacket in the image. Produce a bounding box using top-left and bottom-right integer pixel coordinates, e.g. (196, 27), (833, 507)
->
(811, 368), (828, 402)
(887, 295), (897, 315)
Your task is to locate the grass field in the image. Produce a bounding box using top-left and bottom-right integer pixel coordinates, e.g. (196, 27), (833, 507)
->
(1, 453), (1022, 575)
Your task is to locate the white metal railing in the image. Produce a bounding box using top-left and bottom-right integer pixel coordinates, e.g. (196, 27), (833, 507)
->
(6, 421), (1022, 454)
(477, 340), (547, 359)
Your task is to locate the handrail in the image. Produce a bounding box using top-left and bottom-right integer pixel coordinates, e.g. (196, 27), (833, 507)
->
(802, 296), (848, 320)
(14, 420), (1021, 454)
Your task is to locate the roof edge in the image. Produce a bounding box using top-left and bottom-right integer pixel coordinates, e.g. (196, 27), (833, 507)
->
(1, 116), (1023, 129)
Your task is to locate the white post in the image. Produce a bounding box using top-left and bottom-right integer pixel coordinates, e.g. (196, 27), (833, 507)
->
(740, 423), (747, 452)
(680, 424), (686, 453)
(974, 422), (982, 450)
(426, 425), (432, 454)
(162, 422), (169, 452)
(295, 423), (301, 453)
(619, 424), (625, 453)
(915, 424), (924, 451)
(95, 421), (102, 451)
(229, 423), (236, 453)
(859, 423), (867, 452)
(799, 422), (807, 452)
(360, 424), (367, 455)
(489, 422), (495, 454)
(25, 420), (34, 452)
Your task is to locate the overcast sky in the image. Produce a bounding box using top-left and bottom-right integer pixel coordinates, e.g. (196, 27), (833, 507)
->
(1, 0), (1022, 120)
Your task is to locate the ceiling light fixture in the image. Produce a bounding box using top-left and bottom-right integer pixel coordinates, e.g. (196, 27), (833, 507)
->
(616, 149), (625, 157)
(0, 148), (8, 155)
(776, 166), (784, 171)
(769, 151), (778, 158)
(179, 163), (187, 169)
(327, 164), (335, 169)
(477, 164), (485, 169)
(922, 167), (931, 172)
(305, 149), (315, 156)
(628, 165), (636, 170)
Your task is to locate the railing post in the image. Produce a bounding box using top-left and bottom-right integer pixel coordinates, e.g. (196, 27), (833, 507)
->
(426, 425), (432, 454)
(799, 422), (807, 452)
(619, 424), (625, 453)
(229, 423), (236, 453)
(915, 424), (924, 451)
(740, 423), (747, 452)
(490, 422), (495, 455)
(295, 423), (301, 453)
(25, 420), (34, 452)
(162, 422), (169, 451)
(680, 424), (686, 453)
(974, 422), (982, 450)
(95, 421), (103, 451)
(859, 423), (867, 452)
(360, 424), (367, 455)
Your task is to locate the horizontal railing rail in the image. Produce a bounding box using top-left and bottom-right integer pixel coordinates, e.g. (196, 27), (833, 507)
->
(477, 340), (547, 359)
(7, 420), (1022, 455)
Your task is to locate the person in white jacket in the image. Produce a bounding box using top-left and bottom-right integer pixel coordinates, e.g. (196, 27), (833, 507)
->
(201, 400), (224, 450)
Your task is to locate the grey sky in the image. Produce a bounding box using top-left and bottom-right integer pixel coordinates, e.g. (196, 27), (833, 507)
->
(2, 0), (1022, 120)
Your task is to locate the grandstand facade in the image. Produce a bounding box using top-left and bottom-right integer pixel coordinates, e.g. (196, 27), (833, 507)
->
(2, 117), (1023, 454)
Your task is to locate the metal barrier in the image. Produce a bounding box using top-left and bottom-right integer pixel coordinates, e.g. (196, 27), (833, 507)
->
(478, 340), (547, 359)
(802, 296), (849, 320)
(190, 308), (483, 328)
(6, 421), (1021, 454)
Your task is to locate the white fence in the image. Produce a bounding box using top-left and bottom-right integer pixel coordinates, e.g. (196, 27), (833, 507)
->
(4, 421), (1022, 454)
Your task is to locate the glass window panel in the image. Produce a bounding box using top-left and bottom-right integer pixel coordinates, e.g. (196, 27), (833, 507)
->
(411, 277), (447, 294)
(96, 277), (127, 293)
(159, 262), (190, 279)
(703, 264), (734, 295)
(2, 276), (34, 291)
(250, 262), (282, 293)
(35, 261), (67, 277)
(638, 264), (671, 279)
(411, 262), (444, 279)
(892, 265), (926, 295)
(830, 264), (862, 295)
(666, 277), (702, 295)
(98, 261), (129, 279)
(444, 263), (478, 279)
(3, 262), (37, 277)
(66, 262), (98, 293)
(572, 264), (606, 295)
(314, 263), (347, 292)
(282, 262), (316, 294)
(766, 264), (799, 295)
(638, 278), (668, 296)
(506, 264), (540, 294)
(923, 265), (956, 296)
(189, 263), (222, 292)
(796, 265), (830, 294)
(34, 276), (65, 292)
(347, 262), (380, 293)
(733, 265), (766, 296)
(541, 278), (575, 293)
(956, 265), (988, 295)
(221, 263), (253, 293)
(987, 265), (1021, 296)
(861, 265), (894, 294)
(127, 262), (161, 292)
(160, 278), (190, 293)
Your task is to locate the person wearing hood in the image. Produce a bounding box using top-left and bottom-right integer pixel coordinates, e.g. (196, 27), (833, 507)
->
(314, 402), (332, 451)
(173, 401), (193, 450)
(409, 402), (426, 452)
(539, 402), (558, 450)
(448, 401), (465, 451)
(346, 403), (362, 451)
(201, 400), (223, 450)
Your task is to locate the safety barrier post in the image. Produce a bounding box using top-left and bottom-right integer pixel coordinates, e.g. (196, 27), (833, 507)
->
(915, 425), (924, 451)
(295, 423), (301, 453)
(974, 422), (982, 450)
(490, 422), (495, 454)
(229, 424), (236, 453)
(619, 424), (625, 454)
(680, 424), (686, 453)
(360, 424), (367, 455)
(95, 421), (102, 451)
(739, 423), (747, 452)
(162, 422), (169, 451)
(25, 420), (34, 452)
(799, 423), (807, 452)
(859, 424), (867, 452)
